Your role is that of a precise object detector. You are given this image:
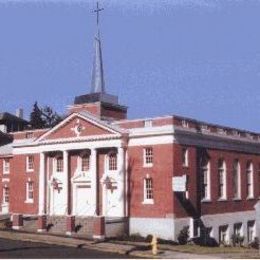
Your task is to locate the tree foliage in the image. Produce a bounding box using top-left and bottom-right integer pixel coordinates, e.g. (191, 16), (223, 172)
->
(30, 101), (63, 129)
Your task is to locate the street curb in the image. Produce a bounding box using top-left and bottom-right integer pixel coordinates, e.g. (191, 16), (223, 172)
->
(0, 230), (156, 258)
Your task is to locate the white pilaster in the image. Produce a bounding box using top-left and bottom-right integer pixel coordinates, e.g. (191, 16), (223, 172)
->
(63, 150), (69, 215)
(118, 146), (125, 216)
(38, 152), (45, 215)
(91, 148), (97, 215)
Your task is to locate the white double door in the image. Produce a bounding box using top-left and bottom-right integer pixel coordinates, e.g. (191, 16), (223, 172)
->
(74, 184), (95, 216)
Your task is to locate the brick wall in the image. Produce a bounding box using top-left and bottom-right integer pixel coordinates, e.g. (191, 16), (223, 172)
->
(128, 144), (174, 218)
(173, 144), (260, 218)
(9, 154), (39, 215)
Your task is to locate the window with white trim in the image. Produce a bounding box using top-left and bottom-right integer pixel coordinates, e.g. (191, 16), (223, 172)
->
(143, 178), (154, 203)
(234, 223), (243, 237)
(3, 159), (10, 174)
(182, 147), (189, 167)
(233, 159), (241, 199)
(218, 159), (227, 199)
(108, 153), (117, 171)
(3, 187), (9, 203)
(144, 147), (153, 167)
(219, 225), (229, 245)
(200, 157), (210, 201)
(26, 181), (34, 203)
(144, 120), (153, 128)
(56, 157), (63, 172)
(26, 155), (34, 172)
(247, 221), (256, 243)
(81, 154), (90, 172)
(246, 161), (254, 198)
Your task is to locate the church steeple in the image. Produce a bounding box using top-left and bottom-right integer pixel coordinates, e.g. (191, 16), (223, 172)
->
(91, 2), (105, 93)
(70, 2), (127, 121)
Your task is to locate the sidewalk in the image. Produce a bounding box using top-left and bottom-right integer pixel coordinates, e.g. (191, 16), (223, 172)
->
(0, 229), (220, 258)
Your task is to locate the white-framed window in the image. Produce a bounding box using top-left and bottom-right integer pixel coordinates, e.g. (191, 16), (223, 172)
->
(108, 153), (117, 171)
(234, 223), (243, 237)
(219, 225), (229, 245)
(218, 159), (227, 200)
(3, 186), (9, 203)
(247, 221), (256, 243)
(26, 181), (34, 203)
(144, 147), (153, 167)
(181, 120), (189, 128)
(233, 159), (241, 199)
(144, 120), (153, 128)
(3, 158), (10, 174)
(200, 157), (210, 201)
(26, 155), (34, 172)
(143, 177), (154, 204)
(55, 157), (63, 172)
(246, 161), (254, 198)
(25, 132), (33, 139)
(182, 147), (189, 167)
(81, 154), (90, 172)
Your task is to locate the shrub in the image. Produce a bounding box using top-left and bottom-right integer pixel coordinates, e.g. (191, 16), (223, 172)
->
(231, 234), (244, 247)
(248, 237), (259, 249)
(177, 226), (189, 245)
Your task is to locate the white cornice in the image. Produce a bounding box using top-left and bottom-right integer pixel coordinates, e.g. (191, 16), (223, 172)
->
(174, 126), (260, 154)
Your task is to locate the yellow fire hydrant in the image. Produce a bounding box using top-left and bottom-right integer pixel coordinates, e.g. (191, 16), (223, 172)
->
(151, 235), (158, 255)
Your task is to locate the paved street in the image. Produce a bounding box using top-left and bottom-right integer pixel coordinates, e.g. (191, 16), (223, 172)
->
(0, 238), (138, 259)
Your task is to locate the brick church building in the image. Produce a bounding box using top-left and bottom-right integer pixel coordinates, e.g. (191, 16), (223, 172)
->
(0, 5), (259, 245)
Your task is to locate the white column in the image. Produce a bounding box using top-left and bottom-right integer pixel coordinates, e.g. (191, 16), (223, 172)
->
(63, 150), (69, 215)
(38, 152), (45, 215)
(91, 148), (97, 215)
(118, 146), (125, 216)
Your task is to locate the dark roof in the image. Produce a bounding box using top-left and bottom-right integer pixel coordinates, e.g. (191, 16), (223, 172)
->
(0, 112), (28, 124)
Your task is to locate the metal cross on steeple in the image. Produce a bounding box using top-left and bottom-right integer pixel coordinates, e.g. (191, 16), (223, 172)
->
(90, 2), (105, 94)
(93, 2), (104, 26)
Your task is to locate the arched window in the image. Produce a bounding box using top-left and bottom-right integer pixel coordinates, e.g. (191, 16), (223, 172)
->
(56, 156), (63, 172)
(81, 154), (90, 172)
(200, 157), (210, 200)
(233, 160), (241, 199)
(108, 152), (117, 171)
(246, 161), (254, 198)
(218, 159), (227, 199)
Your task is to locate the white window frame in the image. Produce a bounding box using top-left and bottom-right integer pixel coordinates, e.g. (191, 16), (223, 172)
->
(144, 119), (153, 128)
(3, 158), (10, 175)
(247, 221), (256, 243)
(143, 177), (154, 204)
(143, 147), (153, 167)
(218, 159), (227, 200)
(201, 159), (211, 201)
(219, 225), (229, 245)
(79, 154), (90, 172)
(234, 223), (243, 237)
(3, 186), (9, 204)
(246, 162), (254, 199)
(233, 160), (241, 200)
(182, 147), (189, 167)
(26, 155), (34, 172)
(107, 152), (117, 172)
(25, 181), (34, 203)
(54, 156), (63, 173)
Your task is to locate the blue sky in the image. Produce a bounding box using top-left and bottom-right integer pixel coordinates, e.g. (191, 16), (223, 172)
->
(0, 0), (260, 131)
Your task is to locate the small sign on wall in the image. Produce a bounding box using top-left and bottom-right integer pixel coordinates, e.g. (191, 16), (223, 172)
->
(172, 175), (187, 192)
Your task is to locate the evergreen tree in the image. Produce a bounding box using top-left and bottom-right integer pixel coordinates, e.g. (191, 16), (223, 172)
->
(41, 106), (63, 128)
(30, 102), (45, 129)
(29, 102), (63, 129)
